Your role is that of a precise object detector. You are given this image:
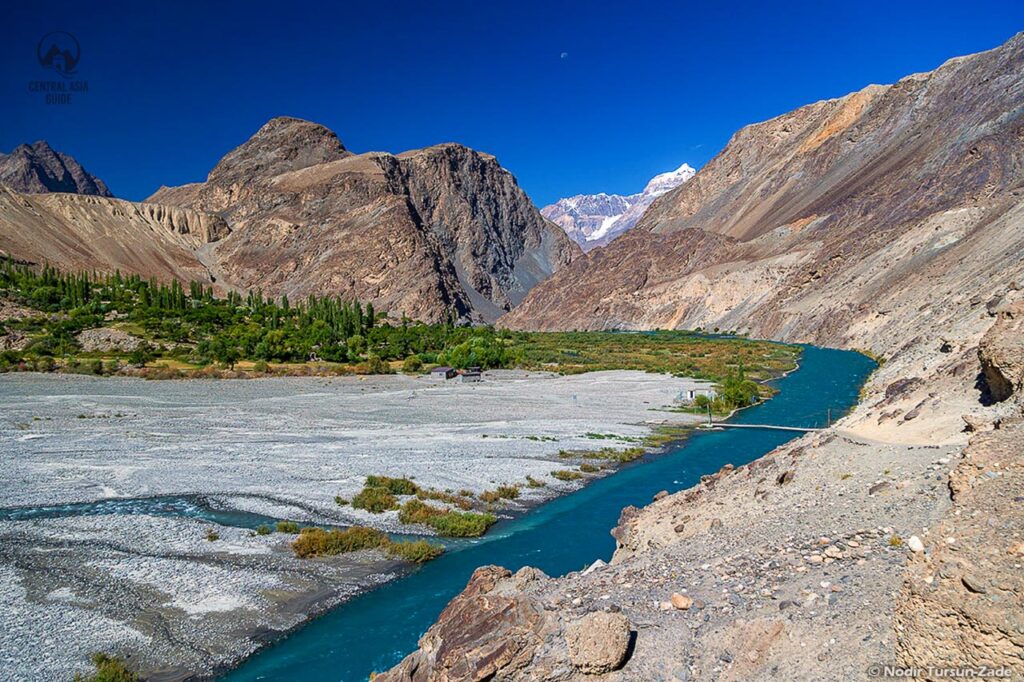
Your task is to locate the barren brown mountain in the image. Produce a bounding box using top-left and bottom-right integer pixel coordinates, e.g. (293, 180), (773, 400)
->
(382, 34), (1024, 681)
(149, 116), (579, 322)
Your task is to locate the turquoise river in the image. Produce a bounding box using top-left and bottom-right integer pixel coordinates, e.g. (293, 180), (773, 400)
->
(220, 344), (875, 681)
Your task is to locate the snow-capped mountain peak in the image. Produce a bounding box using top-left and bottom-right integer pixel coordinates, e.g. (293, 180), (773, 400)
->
(541, 162), (696, 251)
(642, 163), (697, 197)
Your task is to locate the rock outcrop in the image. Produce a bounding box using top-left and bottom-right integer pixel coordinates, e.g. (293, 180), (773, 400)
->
(149, 117), (579, 323)
(978, 301), (1024, 404)
(376, 566), (558, 682)
(0, 141), (112, 196)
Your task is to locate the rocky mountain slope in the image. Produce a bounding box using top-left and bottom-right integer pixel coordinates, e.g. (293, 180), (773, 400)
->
(149, 117), (579, 322)
(382, 33), (1024, 680)
(0, 141), (112, 196)
(542, 163), (695, 251)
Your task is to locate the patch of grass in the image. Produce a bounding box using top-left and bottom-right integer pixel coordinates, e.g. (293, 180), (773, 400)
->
(457, 489), (475, 498)
(888, 535), (904, 547)
(495, 485), (519, 499)
(74, 652), (138, 682)
(643, 425), (694, 449)
(205, 529), (219, 541)
(525, 435), (557, 442)
(398, 499), (497, 537)
(398, 499), (446, 525)
(334, 496), (349, 506)
(276, 520), (300, 533)
(551, 469), (583, 481)
(579, 463), (600, 473)
(351, 486), (399, 513)
(291, 526), (389, 558)
(416, 488), (473, 510)
(364, 475), (419, 495)
(840, 473), (853, 481)
(255, 524), (272, 535)
(386, 539), (444, 563)
(525, 475), (546, 488)
(426, 510), (497, 537)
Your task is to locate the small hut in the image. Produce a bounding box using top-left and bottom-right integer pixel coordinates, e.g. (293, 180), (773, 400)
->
(430, 366), (456, 381)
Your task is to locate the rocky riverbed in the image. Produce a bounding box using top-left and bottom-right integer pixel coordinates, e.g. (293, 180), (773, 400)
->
(0, 369), (706, 679)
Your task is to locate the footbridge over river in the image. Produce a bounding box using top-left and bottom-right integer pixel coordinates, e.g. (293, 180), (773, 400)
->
(700, 423), (824, 434)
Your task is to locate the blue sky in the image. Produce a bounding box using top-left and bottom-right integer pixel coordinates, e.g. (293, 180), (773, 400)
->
(2, 1), (1022, 206)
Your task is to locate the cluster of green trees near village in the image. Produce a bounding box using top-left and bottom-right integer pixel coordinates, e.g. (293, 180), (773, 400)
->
(0, 258), (797, 413)
(0, 259), (514, 371)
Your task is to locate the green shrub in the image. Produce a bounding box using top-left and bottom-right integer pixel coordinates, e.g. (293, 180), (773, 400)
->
(74, 652), (138, 682)
(482, 485), (519, 502)
(276, 520), (300, 533)
(255, 524), (272, 535)
(386, 539), (444, 563)
(495, 485), (520, 499)
(525, 475), (546, 488)
(334, 496), (349, 506)
(252, 360), (269, 373)
(352, 487), (399, 513)
(205, 529), (219, 541)
(291, 526), (389, 558)
(579, 463), (600, 473)
(401, 355), (423, 373)
(364, 475), (419, 495)
(551, 469), (583, 481)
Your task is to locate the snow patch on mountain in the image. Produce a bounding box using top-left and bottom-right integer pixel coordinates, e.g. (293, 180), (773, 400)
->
(542, 163), (695, 251)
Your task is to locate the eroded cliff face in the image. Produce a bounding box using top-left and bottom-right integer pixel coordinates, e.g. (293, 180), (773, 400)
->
(149, 117), (579, 322)
(0, 186), (226, 285)
(384, 34), (1024, 681)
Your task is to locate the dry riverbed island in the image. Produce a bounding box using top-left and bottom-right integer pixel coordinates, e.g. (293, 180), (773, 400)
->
(0, 368), (722, 680)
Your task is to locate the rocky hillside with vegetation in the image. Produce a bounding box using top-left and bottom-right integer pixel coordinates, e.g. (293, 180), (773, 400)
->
(381, 34), (1024, 680)
(0, 118), (578, 325)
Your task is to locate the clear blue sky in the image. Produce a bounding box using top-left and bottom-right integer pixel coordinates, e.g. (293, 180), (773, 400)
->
(2, 1), (1021, 206)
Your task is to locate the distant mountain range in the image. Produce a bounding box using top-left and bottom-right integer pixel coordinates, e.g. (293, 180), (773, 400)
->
(0, 141), (111, 196)
(541, 163), (696, 251)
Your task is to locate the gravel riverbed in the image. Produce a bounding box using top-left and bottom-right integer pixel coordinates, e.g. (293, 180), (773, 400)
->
(0, 370), (705, 679)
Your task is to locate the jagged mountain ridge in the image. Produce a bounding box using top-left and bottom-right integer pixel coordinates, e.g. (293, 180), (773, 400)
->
(148, 116), (579, 323)
(541, 163), (695, 251)
(0, 141), (112, 197)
